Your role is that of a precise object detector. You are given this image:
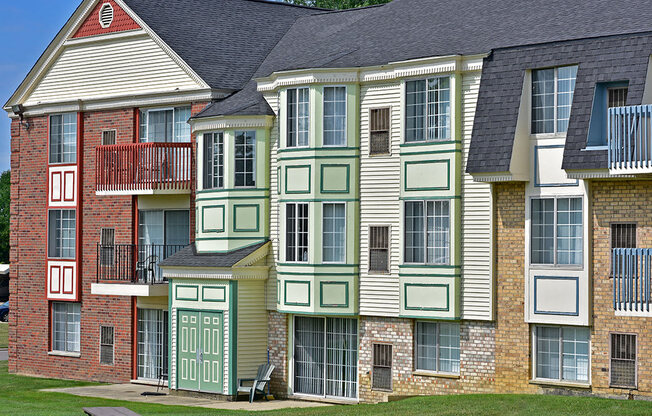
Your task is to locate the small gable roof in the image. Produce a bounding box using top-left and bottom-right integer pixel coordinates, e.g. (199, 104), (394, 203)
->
(159, 241), (269, 269)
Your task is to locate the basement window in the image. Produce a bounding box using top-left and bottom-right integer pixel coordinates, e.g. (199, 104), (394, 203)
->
(99, 3), (114, 29)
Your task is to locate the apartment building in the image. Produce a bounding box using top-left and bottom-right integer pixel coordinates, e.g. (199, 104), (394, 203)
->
(4, 0), (652, 404)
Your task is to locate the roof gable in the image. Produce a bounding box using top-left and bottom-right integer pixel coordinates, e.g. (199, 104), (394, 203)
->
(73, 0), (140, 39)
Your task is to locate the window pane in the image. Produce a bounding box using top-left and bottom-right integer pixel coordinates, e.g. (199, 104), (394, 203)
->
(173, 107), (191, 143)
(536, 326), (560, 380)
(62, 113), (77, 163)
(48, 210), (76, 258)
(203, 133), (224, 189)
(531, 199), (554, 264)
(164, 211), (190, 247)
(557, 197), (582, 265)
(287, 89), (297, 147)
(562, 327), (589, 382)
(323, 87), (346, 146)
(234, 131), (256, 187)
(286, 203), (309, 262)
(532, 69), (555, 134)
(427, 77), (450, 141)
(556, 66), (578, 133)
(49, 115), (63, 163)
(138, 309), (168, 380)
(404, 201), (424, 263)
(325, 318), (358, 398)
(438, 323), (460, 374)
(147, 110), (173, 142)
(416, 322), (437, 371)
(53, 302), (80, 353)
(405, 80), (426, 142)
(286, 204), (296, 262)
(323, 203), (346, 263)
(298, 88), (310, 147)
(426, 201), (450, 264)
(294, 316), (325, 396)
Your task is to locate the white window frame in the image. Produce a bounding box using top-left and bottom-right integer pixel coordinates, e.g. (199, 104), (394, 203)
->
(322, 85), (348, 147)
(531, 325), (591, 384)
(286, 87), (310, 148)
(139, 106), (192, 143)
(414, 321), (461, 375)
(531, 65), (578, 135)
(49, 113), (77, 165)
(530, 196), (583, 268)
(322, 202), (346, 264)
(403, 200), (451, 265)
(52, 302), (81, 354)
(285, 202), (309, 263)
(234, 130), (256, 188)
(203, 132), (224, 190)
(404, 76), (451, 143)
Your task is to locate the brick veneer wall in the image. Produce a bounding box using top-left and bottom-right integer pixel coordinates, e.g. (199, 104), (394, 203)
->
(267, 311), (289, 398)
(590, 180), (652, 398)
(358, 316), (495, 402)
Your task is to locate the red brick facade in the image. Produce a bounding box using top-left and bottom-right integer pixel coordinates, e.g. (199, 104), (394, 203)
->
(9, 102), (209, 382)
(73, 0), (140, 39)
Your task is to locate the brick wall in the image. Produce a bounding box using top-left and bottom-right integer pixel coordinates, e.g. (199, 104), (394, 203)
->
(267, 311), (289, 398)
(590, 180), (652, 398)
(493, 182), (535, 393)
(358, 316), (495, 402)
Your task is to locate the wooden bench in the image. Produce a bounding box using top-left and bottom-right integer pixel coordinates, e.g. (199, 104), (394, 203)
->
(83, 408), (141, 416)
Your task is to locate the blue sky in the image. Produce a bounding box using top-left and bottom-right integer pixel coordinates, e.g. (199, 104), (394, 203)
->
(0, 1), (80, 172)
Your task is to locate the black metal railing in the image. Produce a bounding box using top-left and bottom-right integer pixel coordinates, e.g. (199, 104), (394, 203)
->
(96, 243), (186, 284)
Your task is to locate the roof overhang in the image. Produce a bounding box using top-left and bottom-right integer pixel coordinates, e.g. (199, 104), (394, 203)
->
(189, 115), (275, 133)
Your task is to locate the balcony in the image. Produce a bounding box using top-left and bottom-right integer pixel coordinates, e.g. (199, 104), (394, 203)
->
(612, 248), (652, 314)
(95, 142), (192, 195)
(92, 243), (186, 297)
(608, 105), (652, 173)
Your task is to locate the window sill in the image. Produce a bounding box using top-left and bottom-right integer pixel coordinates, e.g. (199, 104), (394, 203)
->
(413, 370), (460, 379)
(48, 351), (81, 358)
(582, 145), (608, 151)
(529, 379), (590, 389)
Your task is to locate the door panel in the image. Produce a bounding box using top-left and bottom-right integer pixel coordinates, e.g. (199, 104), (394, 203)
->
(177, 310), (199, 391)
(199, 312), (222, 393)
(176, 310), (222, 393)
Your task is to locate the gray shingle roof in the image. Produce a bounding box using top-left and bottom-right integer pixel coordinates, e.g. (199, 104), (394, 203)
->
(197, 0), (652, 118)
(467, 33), (652, 174)
(122, 0), (320, 91)
(159, 241), (268, 268)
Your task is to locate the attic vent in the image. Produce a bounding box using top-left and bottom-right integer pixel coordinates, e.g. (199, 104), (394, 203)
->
(99, 3), (114, 28)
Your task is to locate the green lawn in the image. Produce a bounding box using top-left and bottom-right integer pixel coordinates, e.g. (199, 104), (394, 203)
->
(1, 361), (652, 416)
(0, 322), (7, 349)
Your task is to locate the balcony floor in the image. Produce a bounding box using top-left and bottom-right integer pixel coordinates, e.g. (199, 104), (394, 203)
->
(91, 282), (168, 297)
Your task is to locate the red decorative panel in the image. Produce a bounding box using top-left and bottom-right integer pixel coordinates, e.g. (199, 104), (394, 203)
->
(49, 166), (77, 207)
(47, 261), (78, 301)
(72, 0), (140, 39)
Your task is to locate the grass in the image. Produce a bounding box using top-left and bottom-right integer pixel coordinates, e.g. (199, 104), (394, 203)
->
(0, 361), (652, 415)
(0, 322), (7, 348)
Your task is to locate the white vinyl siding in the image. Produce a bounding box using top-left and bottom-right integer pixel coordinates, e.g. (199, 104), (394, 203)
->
(359, 83), (401, 317)
(52, 302), (81, 353)
(265, 92), (281, 309)
(461, 71), (493, 320)
(237, 280), (268, 379)
(49, 113), (77, 164)
(25, 35), (203, 106)
(323, 86), (347, 146)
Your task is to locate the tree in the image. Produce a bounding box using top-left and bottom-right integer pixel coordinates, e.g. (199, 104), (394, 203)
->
(0, 171), (9, 264)
(286, 0), (391, 10)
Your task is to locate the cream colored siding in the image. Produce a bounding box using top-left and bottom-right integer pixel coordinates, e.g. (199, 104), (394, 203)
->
(359, 82), (401, 316)
(461, 71), (493, 320)
(237, 280), (268, 378)
(265, 92), (281, 310)
(25, 35), (203, 106)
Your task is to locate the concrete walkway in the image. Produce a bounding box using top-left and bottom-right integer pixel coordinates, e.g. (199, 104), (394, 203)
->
(43, 383), (333, 412)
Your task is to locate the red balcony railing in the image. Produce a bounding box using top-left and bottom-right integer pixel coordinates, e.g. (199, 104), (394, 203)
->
(96, 142), (192, 193)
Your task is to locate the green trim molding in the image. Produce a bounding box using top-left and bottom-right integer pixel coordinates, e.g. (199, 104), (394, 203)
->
(229, 281), (238, 395)
(277, 167), (281, 195)
(284, 279), (311, 307)
(404, 159), (451, 192)
(232, 204), (260, 232)
(196, 187), (270, 194)
(319, 281), (349, 308)
(201, 204), (225, 233)
(320, 164), (350, 194)
(202, 286), (227, 302)
(175, 284), (199, 301)
(284, 164), (312, 194)
(404, 283), (450, 312)
(278, 146), (359, 153)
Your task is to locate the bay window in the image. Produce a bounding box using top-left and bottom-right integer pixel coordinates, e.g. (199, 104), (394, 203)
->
(49, 113), (77, 164)
(286, 203), (309, 262)
(323, 86), (347, 146)
(415, 321), (460, 374)
(322, 203), (346, 263)
(531, 197), (582, 266)
(531, 66), (578, 134)
(234, 130), (256, 188)
(405, 76), (450, 142)
(534, 326), (589, 383)
(203, 132), (224, 190)
(287, 87), (309, 147)
(404, 200), (450, 264)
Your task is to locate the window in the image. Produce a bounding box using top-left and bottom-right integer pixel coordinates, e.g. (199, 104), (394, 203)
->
(286, 203), (308, 262)
(99, 228), (115, 266)
(139, 106), (191, 143)
(531, 197), (582, 266)
(610, 333), (637, 388)
(415, 321), (460, 374)
(52, 302), (81, 353)
(294, 316), (358, 398)
(404, 200), (450, 264)
(100, 326), (114, 365)
(101, 130), (116, 145)
(370, 108), (390, 155)
(137, 309), (169, 380)
(138, 210), (190, 283)
(369, 226), (390, 273)
(587, 82), (628, 147)
(534, 326), (589, 382)
(203, 132), (224, 189)
(49, 113), (77, 164)
(287, 87), (309, 147)
(611, 223), (636, 249)
(323, 203), (346, 263)
(372, 344), (392, 391)
(48, 210), (76, 259)
(323, 86), (347, 146)
(234, 131), (256, 187)
(531, 65), (578, 134)
(608, 87), (628, 108)
(405, 77), (450, 142)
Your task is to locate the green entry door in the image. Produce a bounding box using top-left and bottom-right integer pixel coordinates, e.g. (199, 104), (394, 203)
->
(177, 310), (223, 393)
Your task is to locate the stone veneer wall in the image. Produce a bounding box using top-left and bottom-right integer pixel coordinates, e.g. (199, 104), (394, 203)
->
(358, 316), (496, 402)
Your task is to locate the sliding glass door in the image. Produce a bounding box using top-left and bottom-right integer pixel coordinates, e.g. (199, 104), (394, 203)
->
(293, 316), (358, 399)
(138, 210), (189, 282)
(137, 308), (169, 381)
